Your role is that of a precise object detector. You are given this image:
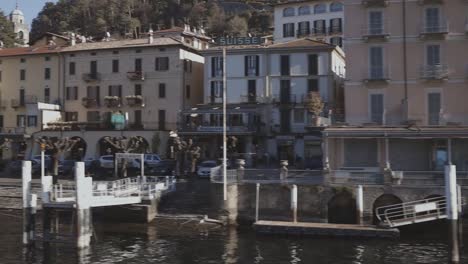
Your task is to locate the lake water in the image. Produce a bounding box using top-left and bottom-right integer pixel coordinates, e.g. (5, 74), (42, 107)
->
(0, 179), (466, 264)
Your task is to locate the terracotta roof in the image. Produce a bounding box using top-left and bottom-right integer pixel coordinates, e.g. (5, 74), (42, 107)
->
(0, 45), (62, 57)
(154, 27), (184, 33)
(61, 37), (189, 52)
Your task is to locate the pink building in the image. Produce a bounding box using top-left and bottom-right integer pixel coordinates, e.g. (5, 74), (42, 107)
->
(325, 0), (468, 177)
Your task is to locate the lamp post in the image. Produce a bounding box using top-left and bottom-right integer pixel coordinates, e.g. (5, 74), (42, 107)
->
(223, 47), (228, 201)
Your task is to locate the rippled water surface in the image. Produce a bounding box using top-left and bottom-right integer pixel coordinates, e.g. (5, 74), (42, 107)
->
(0, 179), (466, 264)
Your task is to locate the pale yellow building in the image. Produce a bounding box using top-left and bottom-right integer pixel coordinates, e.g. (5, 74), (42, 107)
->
(325, 0), (468, 175)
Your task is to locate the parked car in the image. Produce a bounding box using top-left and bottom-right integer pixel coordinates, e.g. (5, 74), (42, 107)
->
(149, 159), (175, 176)
(197, 160), (218, 178)
(31, 155), (52, 170)
(132, 154), (162, 168)
(99, 155), (115, 169)
(58, 160), (76, 177)
(85, 158), (100, 171)
(9, 160), (41, 176)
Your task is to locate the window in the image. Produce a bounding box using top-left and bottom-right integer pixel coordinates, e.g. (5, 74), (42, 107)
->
(87, 111), (100, 122)
(134, 110), (142, 126)
(45, 56), (51, 61)
(90, 61), (97, 74)
(330, 2), (343, 12)
(135, 84), (142, 96)
(298, 21), (311, 36)
(426, 45), (440, 66)
(280, 55), (290, 76)
(425, 7), (440, 32)
(308, 54), (318, 75)
(370, 94), (384, 124)
(66, 87), (78, 100)
(428, 92), (441, 125)
(20, 69), (26, 81)
(313, 20), (326, 34)
(27, 116), (37, 127)
(113, 50), (119, 55)
(294, 109), (305, 123)
(108, 85), (122, 97)
(370, 46), (384, 79)
(283, 23), (295, 38)
(308, 79), (319, 93)
(330, 37), (342, 47)
(247, 80), (256, 102)
(283, 7), (295, 17)
(20, 89), (25, 106)
(91, 52), (97, 56)
(112, 60), (119, 73)
(210, 81), (223, 101)
(158, 110), (166, 130)
(69, 62), (76, 75)
(330, 18), (342, 33)
(136, 49), (142, 53)
(65, 112), (78, 122)
(211, 57), (223, 77)
(245, 55), (259, 76)
(280, 79), (291, 104)
(159, 83), (166, 98)
(135, 58), (142, 72)
(314, 4), (326, 14)
(184, 60), (193, 73)
(369, 11), (384, 35)
(20, 58), (26, 63)
(45, 68), (51, 80)
(155, 57), (169, 71)
(44, 87), (50, 103)
(17, 115), (26, 127)
(86, 86), (100, 100)
(298, 6), (311, 15)
(186, 85), (191, 99)
(0, 71), (2, 82)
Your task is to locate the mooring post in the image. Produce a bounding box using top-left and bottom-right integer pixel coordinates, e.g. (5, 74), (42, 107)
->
(236, 159), (245, 182)
(255, 183), (260, 222)
(291, 185), (298, 223)
(457, 184), (462, 215)
(280, 160), (288, 182)
(41, 150), (45, 178)
(445, 165), (458, 221)
(22, 161), (36, 246)
(75, 162), (92, 249)
(356, 185), (364, 225)
(140, 153), (144, 178)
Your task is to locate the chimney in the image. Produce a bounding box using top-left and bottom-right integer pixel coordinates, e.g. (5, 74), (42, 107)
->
(70, 33), (76, 46)
(148, 28), (154, 44)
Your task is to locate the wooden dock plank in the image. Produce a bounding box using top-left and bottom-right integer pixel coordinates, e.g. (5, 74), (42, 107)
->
(254, 220), (400, 238)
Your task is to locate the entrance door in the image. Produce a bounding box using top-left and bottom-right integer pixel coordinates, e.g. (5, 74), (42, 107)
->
(428, 92), (441, 125)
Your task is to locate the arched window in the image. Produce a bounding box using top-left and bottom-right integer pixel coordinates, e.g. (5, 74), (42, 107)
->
(18, 31), (24, 40)
(330, 2), (344, 12)
(298, 6), (311, 15)
(283, 7), (295, 17)
(314, 4), (327, 14)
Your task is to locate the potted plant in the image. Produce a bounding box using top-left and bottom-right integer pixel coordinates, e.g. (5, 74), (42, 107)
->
(305, 92), (325, 127)
(104, 96), (121, 107)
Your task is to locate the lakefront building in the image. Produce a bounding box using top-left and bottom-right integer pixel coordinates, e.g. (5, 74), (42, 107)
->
(33, 34), (204, 159)
(179, 38), (345, 167)
(324, 1), (468, 175)
(273, 1), (344, 47)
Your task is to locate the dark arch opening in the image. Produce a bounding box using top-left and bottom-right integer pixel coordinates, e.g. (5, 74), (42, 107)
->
(67, 137), (86, 160)
(373, 194), (403, 225)
(328, 190), (357, 224)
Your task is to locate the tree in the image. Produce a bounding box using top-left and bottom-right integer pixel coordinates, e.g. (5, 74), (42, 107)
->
(0, 10), (19, 47)
(227, 16), (248, 36)
(305, 92), (325, 126)
(35, 137), (81, 183)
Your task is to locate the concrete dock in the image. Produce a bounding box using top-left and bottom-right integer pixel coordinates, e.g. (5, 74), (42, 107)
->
(254, 220), (400, 238)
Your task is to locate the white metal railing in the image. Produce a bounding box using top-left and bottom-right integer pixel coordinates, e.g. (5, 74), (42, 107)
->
(375, 196), (447, 227)
(362, 24), (389, 37)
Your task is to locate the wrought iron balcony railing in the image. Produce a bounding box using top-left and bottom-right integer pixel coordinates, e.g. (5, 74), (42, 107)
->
(420, 64), (449, 80)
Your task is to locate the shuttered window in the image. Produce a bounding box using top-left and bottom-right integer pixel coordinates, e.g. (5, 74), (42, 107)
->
(370, 94), (384, 124)
(426, 45), (440, 66)
(244, 55), (259, 76)
(428, 92), (441, 125)
(370, 47), (384, 79)
(280, 55), (290, 76)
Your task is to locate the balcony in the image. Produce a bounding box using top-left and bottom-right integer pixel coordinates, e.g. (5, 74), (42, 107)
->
(127, 71), (145, 81)
(82, 73), (101, 82)
(329, 26), (342, 35)
(81, 97), (100, 108)
(418, 0), (444, 5)
(0, 100), (7, 109)
(104, 96), (122, 108)
(272, 94), (307, 105)
(11, 99), (24, 108)
(364, 66), (390, 83)
(297, 29), (311, 38)
(25, 95), (38, 104)
(311, 28), (327, 36)
(362, 0), (388, 7)
(179, 122), (260, 135)
(420, 21), (449, 39)
(125, 95), (144, 107)
(420, 64), (449, 80)
(239, 95), (269, 104)
(206, 96), (223, 104)
(362, 25), (390, 41)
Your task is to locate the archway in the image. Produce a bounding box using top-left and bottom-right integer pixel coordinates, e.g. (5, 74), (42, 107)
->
(373, 194), (403, 225)
(328, 190), (356, 224)
(67, 137), (86, 160)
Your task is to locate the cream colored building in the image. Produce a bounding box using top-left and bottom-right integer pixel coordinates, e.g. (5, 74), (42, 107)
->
(0, 45), (62, 159)
(325, 1), (468, 175)
(34, 36), (204, 159)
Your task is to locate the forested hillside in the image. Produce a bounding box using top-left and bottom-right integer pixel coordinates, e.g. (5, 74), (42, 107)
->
(30, 0), (279, 42)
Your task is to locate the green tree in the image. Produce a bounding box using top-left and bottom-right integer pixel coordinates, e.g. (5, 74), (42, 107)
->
(0, 10), (20, 47)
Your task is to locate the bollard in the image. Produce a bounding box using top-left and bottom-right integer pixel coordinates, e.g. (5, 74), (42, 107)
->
(445, 165), (458, 220)
(457, 184), (462, 215)
(291, 185), (298, 223)
(236, 159), (245, 182)
(280, 160), (288, 182)
(356, 185), (364, 225)
(22, 161), (35, 246)
(255, 183), (260, 222)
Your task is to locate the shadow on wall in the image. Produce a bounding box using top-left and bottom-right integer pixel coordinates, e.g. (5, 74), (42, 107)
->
(328, 189), (357, 224)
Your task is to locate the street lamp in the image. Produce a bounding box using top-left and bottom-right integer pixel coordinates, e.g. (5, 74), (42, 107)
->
(223, 47), (228, 201)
